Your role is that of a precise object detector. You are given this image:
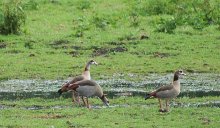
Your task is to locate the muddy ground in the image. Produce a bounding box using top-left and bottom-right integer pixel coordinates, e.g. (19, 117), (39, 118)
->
(0, 73), (219, 99)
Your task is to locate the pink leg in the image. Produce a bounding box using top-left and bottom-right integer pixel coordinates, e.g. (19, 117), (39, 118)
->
(158, 99), (163, 112)
(86, 97), (91, 108)
(165, 99), (170, 112)
(72, 92), (76, 103)
(81, 96), (86, 107)
(72, 91), (81, 106)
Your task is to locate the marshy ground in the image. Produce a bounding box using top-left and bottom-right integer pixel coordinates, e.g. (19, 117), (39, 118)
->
(0, 73), (220, 127)
(0, 0), (220, 127)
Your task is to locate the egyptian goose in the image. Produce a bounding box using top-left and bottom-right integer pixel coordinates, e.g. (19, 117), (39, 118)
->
(59, 79), (109, 108)
(58, 60), (98, 104)
(145, 70), (186, 112)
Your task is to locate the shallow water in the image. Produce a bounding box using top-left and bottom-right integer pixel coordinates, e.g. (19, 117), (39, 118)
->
(0, 73), (219, 99)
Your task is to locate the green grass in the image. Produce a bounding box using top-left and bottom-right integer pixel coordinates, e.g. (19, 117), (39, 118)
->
(0, 96), (220, 128)
(0, 1), (219, 128)
(0, 0), (220, 80)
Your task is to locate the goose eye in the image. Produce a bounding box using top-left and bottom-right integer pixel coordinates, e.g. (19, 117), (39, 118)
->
(179, 70), (183, 73)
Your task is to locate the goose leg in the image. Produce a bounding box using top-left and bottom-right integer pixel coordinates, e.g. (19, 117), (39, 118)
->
(81, 96), (86, 106)
(72, 91), (80, 106)
(158, 99), (164, 112)
(75, 92), (80, 104)
(86, 97), (91, 108)
(165, 99), (170, 112)
(72, 92), (76, 103)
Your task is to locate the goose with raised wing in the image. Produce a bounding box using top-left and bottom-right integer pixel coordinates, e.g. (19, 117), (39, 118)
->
(145, 70), (186, 112)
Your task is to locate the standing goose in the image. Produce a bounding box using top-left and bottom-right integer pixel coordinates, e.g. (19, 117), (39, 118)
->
(145, 70), (186, 112)
(58, 60), (98, 104)
(59, 79), (109, 108)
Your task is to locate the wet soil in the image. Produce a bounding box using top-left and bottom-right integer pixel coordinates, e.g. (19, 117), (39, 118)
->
(0, 73), (219, 99)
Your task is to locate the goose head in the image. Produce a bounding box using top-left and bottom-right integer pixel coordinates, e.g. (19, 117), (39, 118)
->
(100, 94), (109, 107)
(88, 60), (98, 65)
(176, 70), (186, 76)
(84, 60), (98, 71)
(173, 70), (186, 81)
(58, 82), (69, 95)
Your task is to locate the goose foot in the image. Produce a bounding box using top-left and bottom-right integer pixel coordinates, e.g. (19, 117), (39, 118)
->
(159, 109), (169, 113)
(159, 109), (164, 112)
(86, 104), (91, 109)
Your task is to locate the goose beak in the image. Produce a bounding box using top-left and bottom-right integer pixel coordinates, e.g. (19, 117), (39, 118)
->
(58, 89), (63, 95)
(105, 102), (110, 107)
(182, 73), (186, 76)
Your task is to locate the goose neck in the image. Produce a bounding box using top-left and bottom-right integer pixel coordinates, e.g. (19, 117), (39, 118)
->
(82, 70), (91, 80)
(173, 74), (179, 81)
(84, 63), (91, 71)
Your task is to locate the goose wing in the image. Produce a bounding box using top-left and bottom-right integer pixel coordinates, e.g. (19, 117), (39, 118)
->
(68, 75), (85, 84)
(156, 84), (173, 93)
(73, 80), (97, 86)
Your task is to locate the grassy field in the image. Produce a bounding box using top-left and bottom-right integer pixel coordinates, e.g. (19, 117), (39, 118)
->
(0, 1), (220, 128)
(0, 0), (220, 80)
(0, 96), (220, 128)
